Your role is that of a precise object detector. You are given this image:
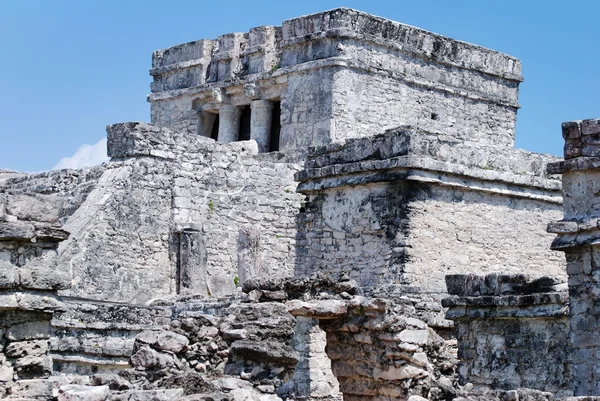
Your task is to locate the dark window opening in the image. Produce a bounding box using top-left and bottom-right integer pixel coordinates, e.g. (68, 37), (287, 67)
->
(210, 114), (220, 140)
(238, 105), (251, 141)
(269, 101), (281, 152)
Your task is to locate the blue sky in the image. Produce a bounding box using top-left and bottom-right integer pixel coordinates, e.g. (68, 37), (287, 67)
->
(0, 0), (598, 172)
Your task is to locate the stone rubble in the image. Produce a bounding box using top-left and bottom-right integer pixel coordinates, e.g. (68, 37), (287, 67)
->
(3, 6), (599, 401)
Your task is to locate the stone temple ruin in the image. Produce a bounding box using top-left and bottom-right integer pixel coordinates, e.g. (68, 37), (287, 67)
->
(0, 7), (598, 401)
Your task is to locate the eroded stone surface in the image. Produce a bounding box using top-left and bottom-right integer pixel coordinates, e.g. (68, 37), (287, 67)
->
(0, 7), (590, 401)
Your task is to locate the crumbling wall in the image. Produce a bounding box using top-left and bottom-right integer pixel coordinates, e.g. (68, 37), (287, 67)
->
(52, 122), (302, 303)
(50, 300), (171, 378)
(0, 167), (105, 226)
(0, 236), (71, 399)
(291, 316), (341, 399)
(109, 295), (299, 399)
(241, 275), (459, 401)
(444, 274), (570, 397)
(279, 70), (335, 151)
(548, 118), (600, 397)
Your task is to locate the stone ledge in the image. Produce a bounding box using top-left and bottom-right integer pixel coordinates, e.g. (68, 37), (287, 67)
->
(153, 8), (521, 81)
(443, 292), (568, 315)
(148, 56), (521, 109)
(550, 229), (600, 251)
(281, 8), (521, 79)
(548, 218), (600, 250)
(294, 129), (561, 200)
(445, 274), (566, 297)
(151, 39), (215, 69)
(106, 122), (259, 160)
(0, 221), (69, 242)
(0, 289), (66, 312)
(443, 273), (569, 319)
(0, 267), (70, 291)
(548, 156), (600, 174)
(149, 58), (208, 76)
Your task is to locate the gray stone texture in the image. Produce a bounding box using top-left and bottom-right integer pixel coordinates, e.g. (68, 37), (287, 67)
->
(444, 273), (570, 397)
(1, 7), (593, 401)
(149, 8), (522, 154)
(295, 129), (564, 292)
(548, 118), (600, 397)
(55, 122), (302, 303)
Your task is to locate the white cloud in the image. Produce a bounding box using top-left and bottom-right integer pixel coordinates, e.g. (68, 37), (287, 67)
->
(53, 138), (110, 170)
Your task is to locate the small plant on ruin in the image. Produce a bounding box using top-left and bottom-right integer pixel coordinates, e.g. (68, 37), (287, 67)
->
(234, 276), (240, 288)
(208, 200), (214, 215)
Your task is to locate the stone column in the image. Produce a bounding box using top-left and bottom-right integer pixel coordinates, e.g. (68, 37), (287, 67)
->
(179, 228), (207, 295)
(548, 118), (600, 396)
(217, 105), (240, 143)
(250, 100), (273, 153)
(292, 317), (341, 398)
(237, 225), (263, 286)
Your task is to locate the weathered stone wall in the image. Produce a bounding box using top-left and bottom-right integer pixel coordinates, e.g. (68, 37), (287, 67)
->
(0, 262), (70, 399)
(295, 129), (564, 293)
(150, 96), (201, 137)
(254, 275), (461, 401)
(50, 300), (171, 378)
(330, 48), (519, 148)
(53, 122), (302, 303)
(444, 274), (570, 397)
(279, 70), (334, 151)
(148, 8), (522, 152)
(0, 222), (68, 268)
(100, 292), (301, 399)
(0, 167), (105, 226)
(548, 118), (600, 397)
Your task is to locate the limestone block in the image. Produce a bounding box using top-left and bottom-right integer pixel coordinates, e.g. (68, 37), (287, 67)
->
(0, 366), (13, 382)
(372, 365), (428, 381)
(130, 345), (176, 369)
(13, 354), (52, 379)
(135, 330), (189, 353)
(0, 251), (11, 263)
(2, 214), (17, 222)
(222, 329), (247, 340)
(286, 299), (348, 319)
(0, 293), (19, 309)
(0, 268), (18, 289)
(179, 229), (207, 295)
(0, 222), (35, 240)
(6, 194), (62, 223)
(6, 320), (51, 341)
(212, 377), (254, 391)
(582, 119), (600, 136)
(91, 374), (132, 391)
(57, 384), (110, 401)
(229, 340), (298, 365)
(19, 267), (70, 290)
(5, 340), (48, 358)
(9, 379), (52, 398)
(237, 225), (263, 286)
(15, 291), (65, 312)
